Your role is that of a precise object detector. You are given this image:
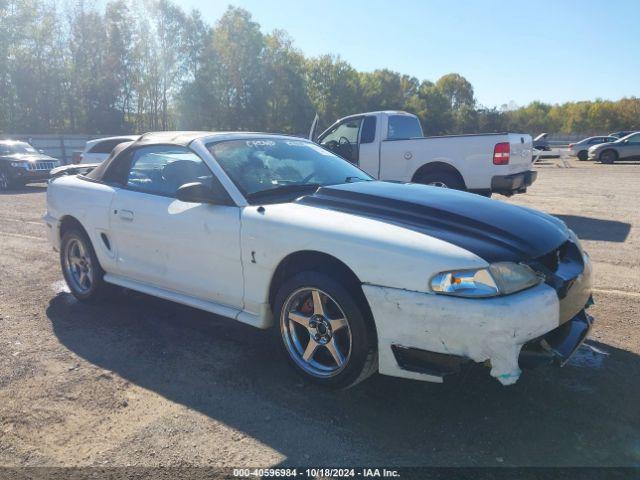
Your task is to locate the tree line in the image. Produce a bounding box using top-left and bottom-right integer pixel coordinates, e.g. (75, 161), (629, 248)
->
(1, 0), (639, 137)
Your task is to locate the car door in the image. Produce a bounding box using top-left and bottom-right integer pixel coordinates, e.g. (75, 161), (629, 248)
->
(319, 117), (363, 164)
(356, 116), (380, 177)
(107, 145), (244, 308)
(621, 133), (640, 159)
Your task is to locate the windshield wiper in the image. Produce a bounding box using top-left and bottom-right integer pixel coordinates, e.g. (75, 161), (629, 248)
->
(246, 183), (321, 202)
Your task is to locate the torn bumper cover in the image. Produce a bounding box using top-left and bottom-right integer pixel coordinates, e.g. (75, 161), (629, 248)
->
(363, 249), (593, 385)
(519, 309), (593, 369)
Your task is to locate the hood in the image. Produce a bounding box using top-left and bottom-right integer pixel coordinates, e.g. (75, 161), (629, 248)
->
(296, 181), (569, 263)
(3, 152), (57, 162)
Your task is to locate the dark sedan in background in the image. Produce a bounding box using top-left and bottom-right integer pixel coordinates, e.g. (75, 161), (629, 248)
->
(533, 133), (551, 151)
(0, 140), (60, 191)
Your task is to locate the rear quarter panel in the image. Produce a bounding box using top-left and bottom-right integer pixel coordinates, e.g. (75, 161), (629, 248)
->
(47, 175), (117, 271)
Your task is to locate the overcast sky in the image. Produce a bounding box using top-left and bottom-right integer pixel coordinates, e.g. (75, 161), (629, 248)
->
(177, 0), (640, 107)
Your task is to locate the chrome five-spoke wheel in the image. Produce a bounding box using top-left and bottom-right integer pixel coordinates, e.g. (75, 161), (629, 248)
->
(281, 287), (352, 378)
(63, 236), (94, 294)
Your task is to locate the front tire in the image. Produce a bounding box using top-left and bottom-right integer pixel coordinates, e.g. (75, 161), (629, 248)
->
(599, 150), (617, 164)
(274, 271), (377, 389)
(60, 228), (109, 302)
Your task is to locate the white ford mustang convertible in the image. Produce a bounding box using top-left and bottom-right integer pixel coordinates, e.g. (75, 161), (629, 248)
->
(44, 132), (594, 387)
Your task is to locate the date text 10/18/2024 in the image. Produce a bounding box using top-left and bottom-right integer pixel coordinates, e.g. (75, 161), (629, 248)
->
(233, 468), (401, 478)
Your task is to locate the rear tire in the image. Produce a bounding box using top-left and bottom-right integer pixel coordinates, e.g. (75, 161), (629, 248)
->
(60, 227), (110, 302)
(577, 150), (588, 161)
(274, 271), (377, 389)
(599, 150), (617, 164)
(415, 171), (465, 190)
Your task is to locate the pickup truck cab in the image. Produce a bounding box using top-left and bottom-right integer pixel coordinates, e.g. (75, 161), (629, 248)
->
(316, 111), (537, 197)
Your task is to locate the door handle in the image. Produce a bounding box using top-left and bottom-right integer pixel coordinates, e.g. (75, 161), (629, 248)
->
(117, 209), (134, 221)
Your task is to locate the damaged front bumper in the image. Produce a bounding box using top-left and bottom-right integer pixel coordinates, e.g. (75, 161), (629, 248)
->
(363, 250), (593, 386)
(519, 308), (594, 369)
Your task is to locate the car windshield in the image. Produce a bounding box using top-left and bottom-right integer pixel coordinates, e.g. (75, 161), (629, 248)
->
(618, 132), (639, 142)
(0, 143), (37, 155)
(207, 138), (372, 200)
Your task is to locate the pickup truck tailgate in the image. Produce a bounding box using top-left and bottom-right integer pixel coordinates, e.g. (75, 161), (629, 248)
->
(505, 133), (534, 174)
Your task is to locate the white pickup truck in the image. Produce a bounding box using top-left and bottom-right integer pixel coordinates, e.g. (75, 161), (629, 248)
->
(315, 111), (537, 196)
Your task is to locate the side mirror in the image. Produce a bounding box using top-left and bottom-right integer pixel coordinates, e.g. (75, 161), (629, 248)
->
(176, 182), (231, 205)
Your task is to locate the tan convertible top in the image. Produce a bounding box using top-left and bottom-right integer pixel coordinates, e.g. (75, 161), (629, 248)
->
(84, 131), (212, 181)
(84, 130), (303, 182)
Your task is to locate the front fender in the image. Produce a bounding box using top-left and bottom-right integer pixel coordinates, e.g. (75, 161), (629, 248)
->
(239, 203), (487, 322)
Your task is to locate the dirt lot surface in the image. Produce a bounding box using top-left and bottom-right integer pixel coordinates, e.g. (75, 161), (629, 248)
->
(1, 157), (639, 468)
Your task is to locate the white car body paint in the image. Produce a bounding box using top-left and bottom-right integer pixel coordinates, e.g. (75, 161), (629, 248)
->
(44, 132), (589, 386)
(239, 201), (486, 321)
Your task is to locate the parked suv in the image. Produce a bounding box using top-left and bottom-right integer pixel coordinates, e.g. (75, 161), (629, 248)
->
(588, 132), (640, 163)
(0, 140), (60, 191)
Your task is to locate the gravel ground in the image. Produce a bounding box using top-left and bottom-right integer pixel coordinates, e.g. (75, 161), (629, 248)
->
(0, 157), (639, 467)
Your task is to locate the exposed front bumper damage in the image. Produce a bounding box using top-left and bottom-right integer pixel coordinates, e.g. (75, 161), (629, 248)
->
(519, 309), (593, 369)
(364, 251), (593, 385)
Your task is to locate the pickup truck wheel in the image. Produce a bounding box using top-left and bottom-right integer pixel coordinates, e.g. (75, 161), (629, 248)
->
(60, 228), (109, 302)
(599, 150), (617, 164)
(274, 271), (377, 389)
(577, 150), (588, 161)
(415, 171), (464, 190)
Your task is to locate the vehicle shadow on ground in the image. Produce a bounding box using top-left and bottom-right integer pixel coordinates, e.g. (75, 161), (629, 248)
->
(47, 291), (640, 466)
(0, 184), (47, 195)
(555, 214), (631, 242)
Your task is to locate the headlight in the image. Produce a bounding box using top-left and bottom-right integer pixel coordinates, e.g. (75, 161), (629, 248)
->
(10, 161), (27, 168)
(430, 262), (542, 298)
(488, 262), (542, 295)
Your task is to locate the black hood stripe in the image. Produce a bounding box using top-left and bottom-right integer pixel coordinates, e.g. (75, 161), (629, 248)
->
(296, 183), (568, 263)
